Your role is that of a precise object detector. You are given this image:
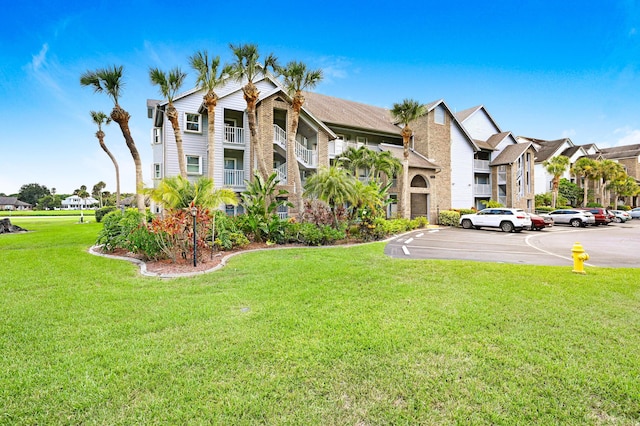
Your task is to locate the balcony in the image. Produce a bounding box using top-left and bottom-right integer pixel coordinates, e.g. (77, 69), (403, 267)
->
(274, 163), (287, 184)
(224, 126), (245, 144)
(474, 159), (490, 171)
(474, 184), (491, 196)
(224, 169), (245, 187)
(273, 124), (287, 149)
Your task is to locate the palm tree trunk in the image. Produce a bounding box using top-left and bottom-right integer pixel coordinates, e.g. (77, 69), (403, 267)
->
(287, 93), (305, 215)
(111, 105), (145, 214)
(243, 83), (269, 180)
(167, 104), (187, 178)
(401, 127), (412, 219)
(582, 177), (588, 207)
(98, 140), (121, 208)
(204, 92), (218, 180)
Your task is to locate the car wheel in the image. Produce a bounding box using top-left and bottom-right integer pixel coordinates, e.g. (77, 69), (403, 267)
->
(500, 221), (514, 233)
(461, 219), (473, 229)
(570, 219), (581, 228)
(615, 217), (622, 223)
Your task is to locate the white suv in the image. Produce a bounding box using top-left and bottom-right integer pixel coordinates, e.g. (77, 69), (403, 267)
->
(459, 208), (532, 232)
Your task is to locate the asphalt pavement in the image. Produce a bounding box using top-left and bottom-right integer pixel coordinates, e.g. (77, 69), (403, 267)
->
(384, 219), (640, 268)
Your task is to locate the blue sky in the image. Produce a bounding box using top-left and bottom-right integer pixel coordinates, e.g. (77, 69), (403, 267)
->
(2, 0), (640, 195)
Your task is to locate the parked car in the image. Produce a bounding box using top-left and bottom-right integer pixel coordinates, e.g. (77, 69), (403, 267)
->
(631, 208), (640, 219)
(610, 210), (631, 223)
(547, 209), (596, 227)
(577, 207), (613, 226)
(528, 213), (553, 231)
(459, 208), (532, 232)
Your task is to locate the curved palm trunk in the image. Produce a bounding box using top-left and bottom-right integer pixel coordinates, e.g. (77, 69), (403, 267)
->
(582, 176), (588, 207)
(111, 105), (145, 214)
(243, 82), (269, 180)
(166, 104), (187, 178)
(551, 177), (559, 209)
(287, 92), (305, 215)
(98, 135), (121, 208)
(204, 91), (218, 180)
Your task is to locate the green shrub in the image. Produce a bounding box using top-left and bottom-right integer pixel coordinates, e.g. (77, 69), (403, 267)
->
(617, 205), (631, 211)
(214, 232), (250, 250)
(458, 208), (476, 215)
(534, 206), (554, 213)
(96, 209), (152, 254)
(439, 210), (460, 227)
(587, 202), (603, 208)
(95, 206), (117, 223)
(410, 216), (429, 229)
(299, 222), (324, 246)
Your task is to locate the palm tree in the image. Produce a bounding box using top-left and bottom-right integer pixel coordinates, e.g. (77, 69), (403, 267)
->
(390, 99), (427, 218)
(279, 61), (323, 214)
(338, 146), (401, 184)
(609, 174), (637, 209)
(147, 175), (237, 211)
(543, 155), (570, 208)
(81, 66), (145, 214)
(92, 181), (107, 208)
(149, 67), (188, 178)
(189, 51), (232, 180)
(74, 185), (90, 223)
(228, 43), (278, 180)
(90, 110), (121, 208)
(303, 166), (357, 225)
(597, 159), (623, 207)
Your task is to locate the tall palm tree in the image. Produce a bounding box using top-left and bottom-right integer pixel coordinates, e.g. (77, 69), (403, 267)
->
(149, 67), (188, 178)
(390, 99), (427, 218)
(189, 51), (232, 180)
(228, 43), (278, 180)
(90, 110), (121, 208)
(74, 185), (90, 223)
(598, 159), (623, 207)
(609, 173), (636, 209)
(81, 66), (145, 214)
(279, 61), (323, 214)
(570, 157), (597, 207)
(543, 155), (570, 208)
(303, 166), (357, 226)
(92, 181), (107, 208)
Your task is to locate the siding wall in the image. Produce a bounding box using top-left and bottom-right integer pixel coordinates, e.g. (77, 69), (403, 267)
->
(450, 124), (475, 208)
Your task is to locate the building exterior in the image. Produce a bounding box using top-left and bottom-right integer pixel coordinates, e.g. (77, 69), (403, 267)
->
(148, 75), (537, 222)
(0, 197), (32, 211)
(61, 195), (99, 210)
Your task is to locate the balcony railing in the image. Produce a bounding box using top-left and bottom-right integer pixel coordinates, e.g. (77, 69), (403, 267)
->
(273, 124), (287, 149)
(474, 184), (491, 196)
(224, 126), (245, 144)
(274, 163), (287, 184)
(474, 159), (490, 171)
(296, 140), (317, 167)
(224, 169), (245, 187)
(329, 139), (380, 157)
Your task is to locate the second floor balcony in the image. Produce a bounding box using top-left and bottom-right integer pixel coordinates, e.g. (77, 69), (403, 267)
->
(224, 169), (245, 187)
(224, 126), (245, 145)
(474, 183), (491, 196)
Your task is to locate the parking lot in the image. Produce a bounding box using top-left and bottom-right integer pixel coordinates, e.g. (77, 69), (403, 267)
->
(385, 220), (640, 268)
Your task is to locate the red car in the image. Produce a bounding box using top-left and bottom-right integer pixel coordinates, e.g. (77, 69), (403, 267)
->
(528, 213), (553, 231)
(578, 208), (613, 226)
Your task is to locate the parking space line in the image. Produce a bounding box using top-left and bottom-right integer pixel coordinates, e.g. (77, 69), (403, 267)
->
(402, 245), (410, 255)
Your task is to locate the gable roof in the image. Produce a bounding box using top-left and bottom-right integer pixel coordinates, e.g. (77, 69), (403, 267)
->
(0, 197), (32, 207)
(531, 138), (572, 162)
(600, 144), (640, 160)
(380, 143), (441, 171)
(454, 104), (503, 132)
(561, 145), (584, 158)
(303, 92), (402, 136)
(491, 143), (533, 166)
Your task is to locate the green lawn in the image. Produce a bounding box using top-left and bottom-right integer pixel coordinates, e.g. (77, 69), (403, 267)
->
(1, 218), (639, 425)
(3, 209), (96, 217)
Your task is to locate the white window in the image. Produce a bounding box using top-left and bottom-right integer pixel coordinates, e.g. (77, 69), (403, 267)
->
(152, 128), (162, 144)
(153, 163), (162, 179)
(356, 136), (367, 145)
(434, 105), (445, 125)
(184, 113), (202, 133)
(186, 155), (202, 175)
(224, 158), (236, 170)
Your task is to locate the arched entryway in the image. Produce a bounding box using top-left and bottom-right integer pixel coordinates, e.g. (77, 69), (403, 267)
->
(410, 174), (430, 219)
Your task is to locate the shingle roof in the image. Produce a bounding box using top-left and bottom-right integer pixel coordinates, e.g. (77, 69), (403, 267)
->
(561, 146), (582, 158)
(455, 105), (482, 123)
(380, 143), (441, 170)
(532, 138), (569, 162)
(303, 92), (401, 135)
(491, 143), (531, 166)
(600, 144), (640, 159)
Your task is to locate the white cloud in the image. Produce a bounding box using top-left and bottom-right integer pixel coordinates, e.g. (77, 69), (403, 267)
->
(613, 126), (640, 146)
(25, 43), (63, 95)
(32, 43), (49, 71)
(316, 56), (351, 83)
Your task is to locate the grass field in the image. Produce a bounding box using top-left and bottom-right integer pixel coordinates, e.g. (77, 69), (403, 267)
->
(3, 209), (96, 217)
(1, 218), (639, 424)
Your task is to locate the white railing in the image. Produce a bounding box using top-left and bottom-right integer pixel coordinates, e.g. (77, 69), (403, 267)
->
(329, 139), (380, 157)
(474, 159), (490, 171)
(474, 184), (491, 196)
(274, 163), (287, 184)
(224, 126), (244, 144)
(277, 211), (288, 219)
(273, 124), (287, 148)
(295, 140), (317, 167)
(224, 169), (245, 187)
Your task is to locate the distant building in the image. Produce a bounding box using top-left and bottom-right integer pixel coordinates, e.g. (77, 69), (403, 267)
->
(61, 195), (99, 209)
(0, 196), (32, 211)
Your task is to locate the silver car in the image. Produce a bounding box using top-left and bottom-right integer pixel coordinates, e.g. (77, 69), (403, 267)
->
(547, 209), (595, 227)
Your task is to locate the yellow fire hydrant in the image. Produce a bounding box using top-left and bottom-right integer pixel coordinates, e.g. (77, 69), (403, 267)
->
(571, 242), (589, 274)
